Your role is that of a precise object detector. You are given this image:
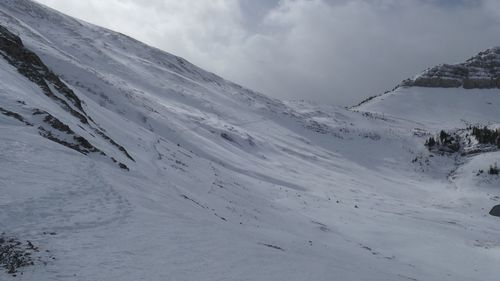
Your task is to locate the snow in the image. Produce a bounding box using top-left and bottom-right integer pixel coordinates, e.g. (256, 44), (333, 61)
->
(356, 87), (500, 129)
(0, 1), (499, 280)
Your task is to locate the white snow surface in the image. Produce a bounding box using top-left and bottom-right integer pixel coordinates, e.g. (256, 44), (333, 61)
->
(0, 1), (499, 280)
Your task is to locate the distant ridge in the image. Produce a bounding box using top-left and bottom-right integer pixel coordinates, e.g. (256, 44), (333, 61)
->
(401, 47), (500, 89)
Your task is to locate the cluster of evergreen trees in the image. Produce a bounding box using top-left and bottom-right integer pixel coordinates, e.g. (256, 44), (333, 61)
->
(425, 130), (460, 152)
(489, 163), (499, 175)
(471, 126), (500, 148)
(470, 127), (499, 175)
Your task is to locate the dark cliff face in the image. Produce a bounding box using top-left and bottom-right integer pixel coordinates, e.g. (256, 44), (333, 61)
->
(401, 47), (500, 89)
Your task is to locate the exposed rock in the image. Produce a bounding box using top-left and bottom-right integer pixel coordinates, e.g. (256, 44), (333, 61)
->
(220, 132), (234, 142)
(0, 25), (88, 123)
(401, 47), (500, 89)
(0, 235), (37, 275)
(489, 205), (500, 217)
(0, 24), (134, 167)
(0, 107), (32, 125)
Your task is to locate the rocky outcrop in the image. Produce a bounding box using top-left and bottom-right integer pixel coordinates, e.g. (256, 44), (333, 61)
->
(489, 205), (500, 217)
(401, 47), (500, 89)
(0, 24), (133, 169)
(0, 25), (88, 123)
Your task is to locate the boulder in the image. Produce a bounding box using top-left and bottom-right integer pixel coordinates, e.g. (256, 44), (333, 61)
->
(489, 205), (500, 217)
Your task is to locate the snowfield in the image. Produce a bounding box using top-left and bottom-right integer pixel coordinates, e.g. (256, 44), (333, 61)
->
(0, 1), (499, 280)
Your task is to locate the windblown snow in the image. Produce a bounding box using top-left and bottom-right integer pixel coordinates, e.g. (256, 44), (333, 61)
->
(0, 1), (499, 280)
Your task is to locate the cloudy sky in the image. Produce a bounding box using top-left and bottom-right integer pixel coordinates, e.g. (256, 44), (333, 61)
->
(35, 0), (500, 106)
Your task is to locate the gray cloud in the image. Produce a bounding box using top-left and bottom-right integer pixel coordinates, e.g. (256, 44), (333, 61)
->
(35, 0), (500, 106)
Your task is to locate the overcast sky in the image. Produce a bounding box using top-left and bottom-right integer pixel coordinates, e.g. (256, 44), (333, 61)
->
(34, 0), (500, 106)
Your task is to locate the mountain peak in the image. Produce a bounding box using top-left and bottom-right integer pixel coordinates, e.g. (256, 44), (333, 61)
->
(401, 47), (500, 89)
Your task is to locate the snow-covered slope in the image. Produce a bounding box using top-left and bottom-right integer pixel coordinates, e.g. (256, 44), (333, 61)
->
(1, 1), (499, 280)
(356, 87), (500, 129)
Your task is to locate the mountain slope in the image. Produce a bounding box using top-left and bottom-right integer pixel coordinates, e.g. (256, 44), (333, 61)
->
(402, 47), (500, 89)
(0, 1), (499, 280)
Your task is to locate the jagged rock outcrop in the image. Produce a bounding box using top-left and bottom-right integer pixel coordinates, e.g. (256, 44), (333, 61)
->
(489, 205), (500, 217)
(401, 47), (500, 89)
(0, 24), (133, 169)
